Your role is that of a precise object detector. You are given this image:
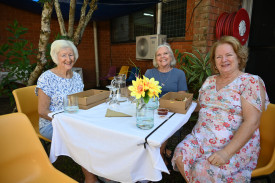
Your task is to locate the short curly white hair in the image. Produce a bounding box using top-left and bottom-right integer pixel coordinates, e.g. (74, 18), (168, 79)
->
(152, 43), (176, 68)
(50, 40), (79, 65)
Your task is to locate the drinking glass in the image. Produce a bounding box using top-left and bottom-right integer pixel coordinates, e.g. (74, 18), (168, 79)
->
(63, 95), (79, 113)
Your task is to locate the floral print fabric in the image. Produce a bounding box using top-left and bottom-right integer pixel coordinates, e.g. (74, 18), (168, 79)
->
(35, 70), (84, 129)
(172, 73), (269, 183)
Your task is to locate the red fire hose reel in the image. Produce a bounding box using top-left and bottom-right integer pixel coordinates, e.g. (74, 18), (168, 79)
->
(216, 8), (250, 45)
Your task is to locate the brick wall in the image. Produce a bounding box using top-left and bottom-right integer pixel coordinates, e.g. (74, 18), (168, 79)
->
(192, 0), (241, 54)
(0, 0), (242, 89)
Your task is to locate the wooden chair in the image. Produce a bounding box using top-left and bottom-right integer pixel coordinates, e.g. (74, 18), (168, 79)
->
(108, 65), (129, 80)
(12, 85), (51, 153)
(251, 103), (275, 182)
(0, 112), (77, 183)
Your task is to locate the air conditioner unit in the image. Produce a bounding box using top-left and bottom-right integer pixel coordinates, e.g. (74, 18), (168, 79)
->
(136, 34), (167, 60)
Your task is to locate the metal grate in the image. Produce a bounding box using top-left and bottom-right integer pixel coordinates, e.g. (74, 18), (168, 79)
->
(161, 0), (187, 38)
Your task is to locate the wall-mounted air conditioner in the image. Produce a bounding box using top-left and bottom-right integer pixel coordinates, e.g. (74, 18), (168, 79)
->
(136, 34), (167, 60)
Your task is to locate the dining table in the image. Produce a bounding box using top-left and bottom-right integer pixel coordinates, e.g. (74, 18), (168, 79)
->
(49, 101), (197, 183)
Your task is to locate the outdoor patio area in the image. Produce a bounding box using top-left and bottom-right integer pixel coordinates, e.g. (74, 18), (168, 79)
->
(0, 95), (274, 183)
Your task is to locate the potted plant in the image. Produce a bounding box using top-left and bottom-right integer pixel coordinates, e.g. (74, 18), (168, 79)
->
(175, 47), (212, 99)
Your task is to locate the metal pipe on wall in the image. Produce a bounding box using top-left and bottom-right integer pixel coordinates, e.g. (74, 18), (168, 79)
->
(157, 2), (162, 34)
(93, 21), (100, 87)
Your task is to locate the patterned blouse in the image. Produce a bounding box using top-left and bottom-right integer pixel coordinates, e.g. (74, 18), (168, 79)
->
(172, 73), (269, 183)
(35, 70), (84, 129)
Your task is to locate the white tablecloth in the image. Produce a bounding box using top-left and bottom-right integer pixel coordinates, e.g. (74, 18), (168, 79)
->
(50, 102), (196, 183)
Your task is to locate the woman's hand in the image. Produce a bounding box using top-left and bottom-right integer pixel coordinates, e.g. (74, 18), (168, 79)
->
(208, 149), (230, 166)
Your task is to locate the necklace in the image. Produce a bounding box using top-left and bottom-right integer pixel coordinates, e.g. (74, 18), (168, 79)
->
(158, 68), (172, 87)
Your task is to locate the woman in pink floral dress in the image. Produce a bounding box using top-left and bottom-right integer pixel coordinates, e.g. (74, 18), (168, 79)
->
(172, 36), (269, 183)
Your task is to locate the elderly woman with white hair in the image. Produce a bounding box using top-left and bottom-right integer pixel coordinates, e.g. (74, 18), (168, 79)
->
(36, 39), (100, 183)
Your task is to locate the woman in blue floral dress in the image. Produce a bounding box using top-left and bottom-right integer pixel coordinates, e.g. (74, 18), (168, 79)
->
(36, 40), (99, 183)
(172, 36), (269, 183)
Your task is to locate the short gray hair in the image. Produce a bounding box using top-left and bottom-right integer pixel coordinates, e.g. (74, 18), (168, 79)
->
(153, 43), (176, 68)
(50, 40), (79, 65)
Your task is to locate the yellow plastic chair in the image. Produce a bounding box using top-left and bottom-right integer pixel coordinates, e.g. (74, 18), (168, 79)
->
(108, 65), (129, 80)
(12, 85), (51, 142)
(0, 113), (77, 183)
(252, 103), (275, 182)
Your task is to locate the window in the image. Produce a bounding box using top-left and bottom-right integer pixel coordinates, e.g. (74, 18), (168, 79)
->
(161, 0), (187, 38)
(111, 0), (187, 43)
(111, 6), (156, 43)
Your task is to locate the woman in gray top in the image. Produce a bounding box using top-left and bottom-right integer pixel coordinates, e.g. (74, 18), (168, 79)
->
(145, 43), (188, 97)
(145, 43), (188, 172)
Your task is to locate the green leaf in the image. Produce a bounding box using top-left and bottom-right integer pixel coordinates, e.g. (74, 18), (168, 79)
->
(175, 47), (212, 99)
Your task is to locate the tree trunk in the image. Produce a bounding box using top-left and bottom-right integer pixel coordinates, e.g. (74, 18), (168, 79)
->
(27, 1), (54, 86)
(68, 0), (76, 37)
(54, 0), (67, 36)
(73, 0), (97, 46)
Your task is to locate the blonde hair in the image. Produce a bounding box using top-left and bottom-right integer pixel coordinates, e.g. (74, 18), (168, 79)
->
(50, 40), (79, 65)
(153, 43), (176, 68)
(209, 36), (248, 73)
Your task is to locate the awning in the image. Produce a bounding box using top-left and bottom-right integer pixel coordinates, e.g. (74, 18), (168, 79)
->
(0, 0), (161, 21)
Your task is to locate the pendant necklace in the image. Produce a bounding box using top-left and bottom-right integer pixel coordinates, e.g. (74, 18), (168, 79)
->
(158, 68), (172, 87)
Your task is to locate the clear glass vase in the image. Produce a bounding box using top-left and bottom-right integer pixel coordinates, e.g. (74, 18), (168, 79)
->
(136, 98), (154, 130)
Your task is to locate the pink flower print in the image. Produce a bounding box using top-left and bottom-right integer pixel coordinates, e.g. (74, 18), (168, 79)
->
(213, 107), (218, 112)
(229, 135), (233, 140)
(220, 138), (226, 144)
(235, 162), (240, 168)
(191, 139), (198, 145)
(189, 159), (194, 165)
(185, 171), (189, 177)
(205, 97), (210, 101)
(210, 85), (215, 89)
(231, 95), (239, 101)
(215, 125), (222, 131)
(184, 142), (189, 147)
(223, 122), (230, 128)
(206, 112), (211, 117)
(228, 114), (234, 121)
(242, 148), (247, 153)
(218, 96), (223, 100)
(227, 177), (234, 183)
(250, 78), (255, 84)
(209, 138), (217, 144)
(200, 147), (204, 154)
(201, 104), (206, 108)
(229, 109), (235, 113)
(202, 122), (206, 126)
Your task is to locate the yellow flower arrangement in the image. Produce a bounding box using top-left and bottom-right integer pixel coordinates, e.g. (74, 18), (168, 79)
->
(128, 75), (162, 103)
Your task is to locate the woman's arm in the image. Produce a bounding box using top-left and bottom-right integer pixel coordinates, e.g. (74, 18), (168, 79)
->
(194, 99), (200, 112)
(38, 88), (52, 121)
(208, 83), (266, 165)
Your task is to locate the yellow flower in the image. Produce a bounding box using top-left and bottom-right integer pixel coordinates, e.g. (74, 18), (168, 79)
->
(128, 75), (162, 102)
(128, 77), (145, 99)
